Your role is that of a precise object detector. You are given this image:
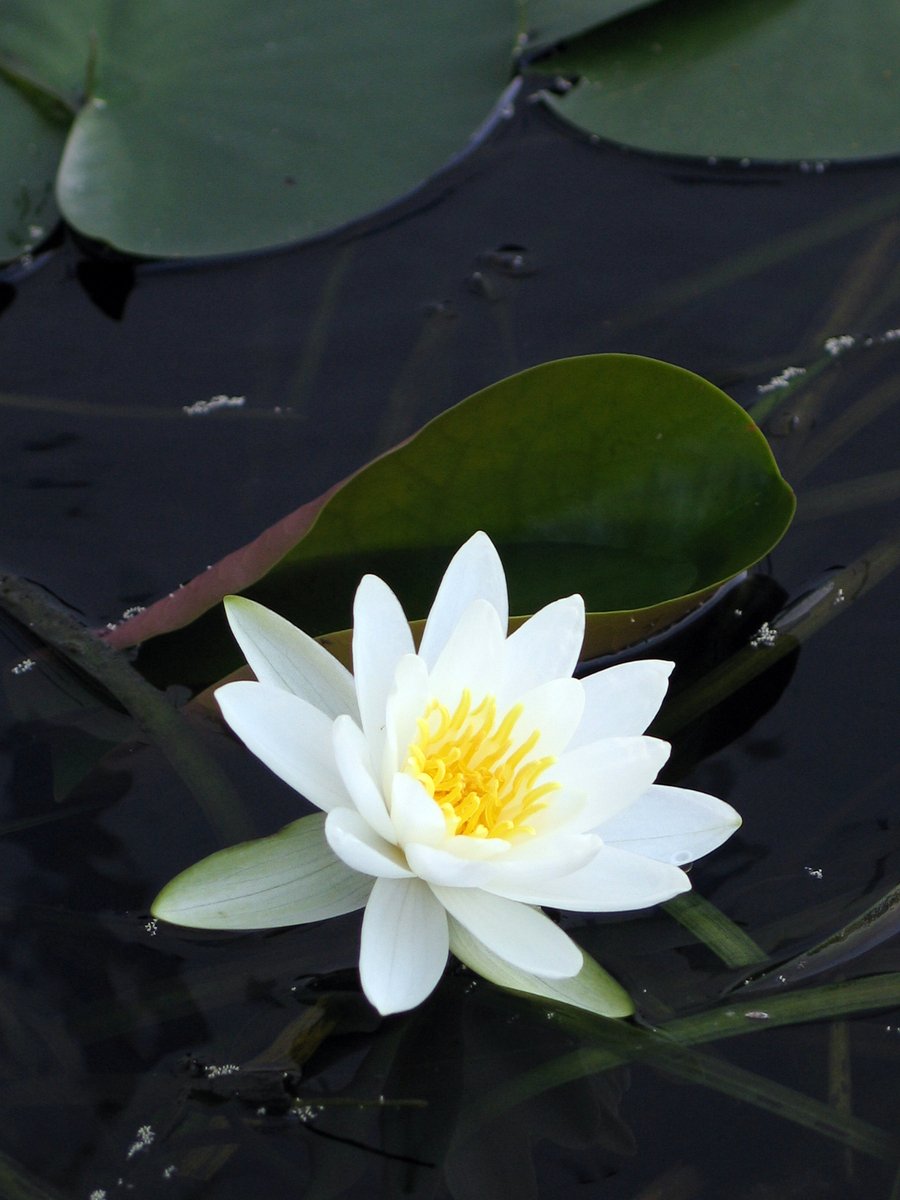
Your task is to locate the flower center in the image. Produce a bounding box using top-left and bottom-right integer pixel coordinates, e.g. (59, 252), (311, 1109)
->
(405, 689), (560, 839)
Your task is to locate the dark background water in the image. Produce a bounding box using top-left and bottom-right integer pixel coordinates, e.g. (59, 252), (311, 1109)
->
(0, 99), (898, 1198)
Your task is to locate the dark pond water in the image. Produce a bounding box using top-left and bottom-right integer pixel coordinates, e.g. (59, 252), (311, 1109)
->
(0, 98), (898, 1198)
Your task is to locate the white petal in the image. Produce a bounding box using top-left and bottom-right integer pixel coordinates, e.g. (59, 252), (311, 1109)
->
(359, 877), (449, 1015)
(543, 736), (671, 832)
(382, 653), (429, 788)
(449, 918), (634, 1018)
(427, 599), (506, 707)
(405, 843), (501, 887)
(152, 813), (372, 929)
(499, 595), (585, 705)
(569, 660), (675, 748)
(485, 833), (602, 887)
(489, 843), (691, 911)
(389, 773), (446, 846)
(224, 595), (358, 720)
(430, 886), (583, 978)
(216, 681), (347, 811)
(418, 532), (508, 669)
(514, 676), (585, 757)
(599, 784), (742, 865)
(325, 808), (413, 878)
(332, 715), (397, 845)
(352, 574), (414, 768)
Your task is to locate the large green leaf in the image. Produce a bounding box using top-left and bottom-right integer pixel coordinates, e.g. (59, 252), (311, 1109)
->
(0, 74), (67, 260)
(107, 354), (795, 689)
(539, 0), (900, 161)
(0, 0), (515, 260)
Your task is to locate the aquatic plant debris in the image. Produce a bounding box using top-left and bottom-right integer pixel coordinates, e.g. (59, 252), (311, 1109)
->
(153, 533), (741, 1015)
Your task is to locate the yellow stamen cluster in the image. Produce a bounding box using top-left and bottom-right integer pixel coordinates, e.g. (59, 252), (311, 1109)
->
(406, 689), (559, 839)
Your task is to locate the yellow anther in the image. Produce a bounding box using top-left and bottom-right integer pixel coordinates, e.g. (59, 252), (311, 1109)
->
(404, 690), (560, 841)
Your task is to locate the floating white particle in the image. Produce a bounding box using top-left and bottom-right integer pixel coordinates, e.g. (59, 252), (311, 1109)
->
(182, 394), (246, 416)
(824, 334), (855, 357)
(162, 1166), (177, 1181)
(144, 918), (158, 936)
(744, 1010), (770, 1020)
(28, 225), (44, 240)
(832, 588), (845, 606)
(11, 658), (35, 675)
(757, 365), (806, 394)
(126, 1125), (155, 1159)
(89, 1191), (107, 1200)
(804, 866), (824, 880)
(205, 1063), (240, 1078)
(750, 621), (778, 648)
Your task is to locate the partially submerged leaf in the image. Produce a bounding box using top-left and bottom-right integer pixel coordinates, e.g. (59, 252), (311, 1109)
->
(539, 0), (900, 161)
(107, 354), (795, 689)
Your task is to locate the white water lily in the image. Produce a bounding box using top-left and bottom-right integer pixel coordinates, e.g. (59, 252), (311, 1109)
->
(153, 532), (741, 1016)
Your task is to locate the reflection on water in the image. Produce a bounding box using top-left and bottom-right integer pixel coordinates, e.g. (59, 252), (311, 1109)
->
(0, 100), (898, 1198)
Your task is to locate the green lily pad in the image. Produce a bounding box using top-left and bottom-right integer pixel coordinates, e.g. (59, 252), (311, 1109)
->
(107, 354), (795, 690)
(0, 0), (515, 260)
(539, 0), (900, 161)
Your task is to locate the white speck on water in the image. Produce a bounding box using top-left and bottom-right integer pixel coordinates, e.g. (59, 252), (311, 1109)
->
(733, 608), (743, 616)
(750, 621), (778, 648)
(293, 1104), (320, 1122)
(143, 918), (158, 936)
(89, 1191), (107, 1200)
(162, 1166), (177, 1180)
(757, 365), (805, 394)
(805, 866), (824, 879)
(11, 658), (35, 675)
(205, 1063), (240, 1078)
(824, 334), (855, 356)
(739, 157), (751, 168)
(707, 156), (718, 166)
(744, 1010), (770, 1020)
(832, 588), (845, 606)
(28, 224), (44, 240)
(182, 394), (246, 416)
(126, 1125), (155, 1159)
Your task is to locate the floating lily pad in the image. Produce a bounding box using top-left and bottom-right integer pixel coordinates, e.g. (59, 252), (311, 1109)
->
(107, 354), (795, 689)
(539, 0), (900, 161)
(0, 0), (515, 260)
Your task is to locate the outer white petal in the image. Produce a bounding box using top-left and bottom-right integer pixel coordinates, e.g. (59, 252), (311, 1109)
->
(359, 877), (449, 1015)
(599, 783), (742, 865)
(484, 833), (602, 888)
(488, 843), (691, 911)
(332, 715), (397, 845)
(389, 773), (446, 846)
(430, 886), (583, 979)
(224, 595), (358, 720)
(541, 736), (671, 832)
(152, 813), (372, 929)
(405, 843), (501, 888)
(499, 595), (585, 705)
(568, 660), (675, 748)
(216, 681), (347, 811)
(448, 918), (634, 1018)
(325, 808), (413, 878)
(427, 599), (506, 708)
(418, 532), (508, 669)
(352, 574), (415, 769)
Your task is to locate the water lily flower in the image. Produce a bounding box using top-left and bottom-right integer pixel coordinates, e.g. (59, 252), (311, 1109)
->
(153, 532), (741, 1016)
